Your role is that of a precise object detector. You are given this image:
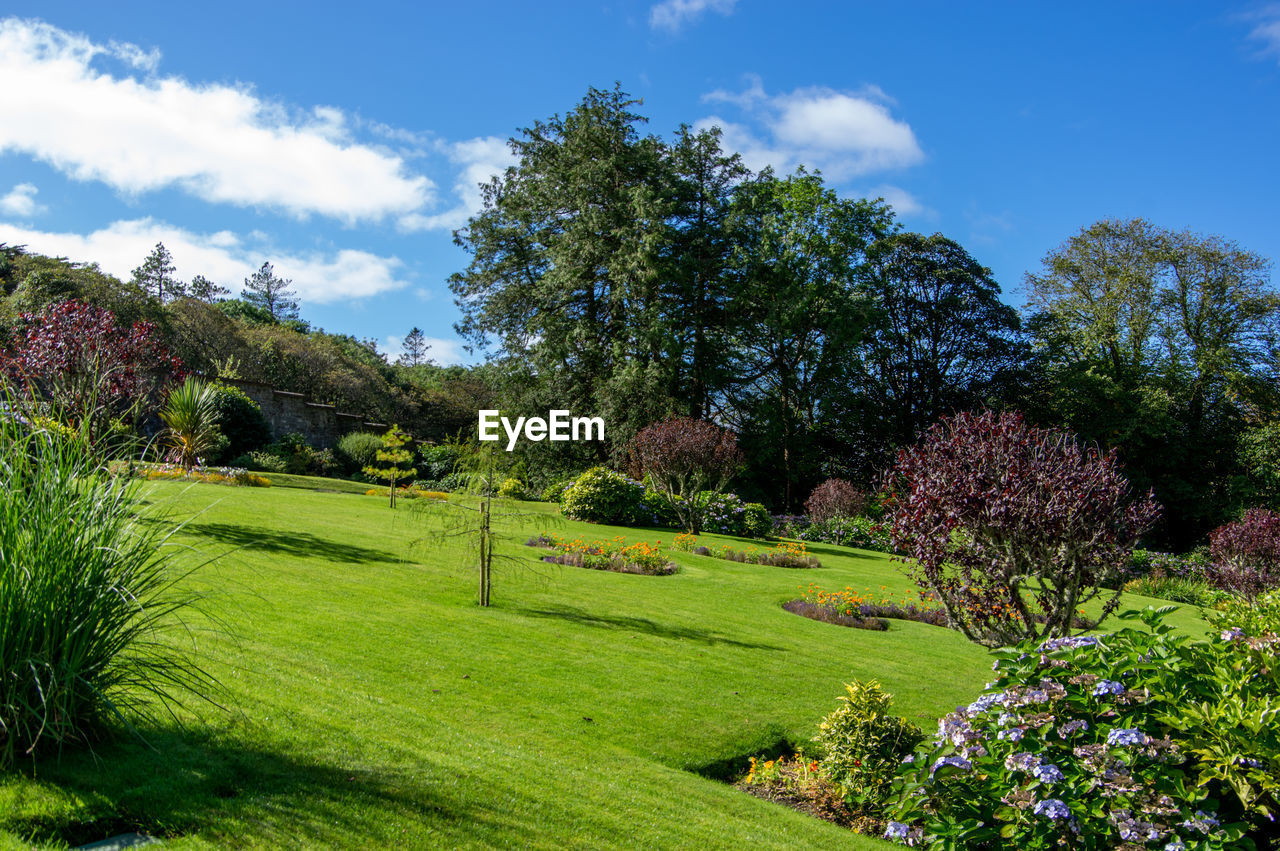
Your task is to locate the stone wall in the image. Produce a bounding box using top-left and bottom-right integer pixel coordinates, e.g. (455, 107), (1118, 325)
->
(221, 377), (387, 449)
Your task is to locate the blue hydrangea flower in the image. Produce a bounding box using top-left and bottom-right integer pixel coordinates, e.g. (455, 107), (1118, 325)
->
(1164, 840), (1186, 851)
(1107, 728), (1148, 747)
(884, 822), (910, 840)
(1058, 719), (1088, 737)
(1180, 811), (1220, 834)
(967, 692), (1004, 713)
(1033, 763), (1064, 783)
(1220, 627), (1245, 641)
(1093, 680), (1125, 696)
(1038, 635), (1099, 653)
(998, 726), (1025, 742)
(1033, 799), (1071, 820)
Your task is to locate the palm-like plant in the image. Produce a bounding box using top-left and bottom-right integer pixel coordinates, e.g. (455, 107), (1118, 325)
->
(160, 377), (220, 469)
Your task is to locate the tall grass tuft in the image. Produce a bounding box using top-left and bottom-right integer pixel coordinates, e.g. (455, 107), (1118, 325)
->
(0, 394), (215, 768)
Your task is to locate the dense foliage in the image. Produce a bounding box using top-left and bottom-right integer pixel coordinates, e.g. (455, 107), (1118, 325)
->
(803, 478), (867, 522)
(1207, 508), (1280, 598)
(629, 417), (743, 532)
(886, 607), (1280, 849)
(887, 410), (1160, 647)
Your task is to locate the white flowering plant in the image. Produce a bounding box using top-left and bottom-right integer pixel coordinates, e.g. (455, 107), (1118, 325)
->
(885, 606), (1279, 849)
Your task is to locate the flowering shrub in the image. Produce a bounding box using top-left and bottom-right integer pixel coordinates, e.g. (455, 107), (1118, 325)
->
(526, 533), (676, 576)
(795, 516), (894, 552)
(638, 488), (681, 528)
(560, 466), (645, 525)
(540, 476), (577, 504)
(1207, 508), (1280, 598)
(886, 410), (1160, 647)
(885, 608), (1276, 849)
(815, 681), (924, 814)
(805, 478), (869, 522)
(696, 490), (748, 535)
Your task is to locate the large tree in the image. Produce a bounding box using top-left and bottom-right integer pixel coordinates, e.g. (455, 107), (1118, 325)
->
(131, 242), (184, 303)
(449, 85), (673, 456)
(838, 231), (1026, 480)
(1026, 219), (1279, 547)
(241, 262), (300, 321)
(723, 170), (894, 508)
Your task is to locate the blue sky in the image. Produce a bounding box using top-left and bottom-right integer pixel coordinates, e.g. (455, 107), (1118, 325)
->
(1, 2), (1278, 364)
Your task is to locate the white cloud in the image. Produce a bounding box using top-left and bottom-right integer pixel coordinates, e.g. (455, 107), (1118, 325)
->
(696, 79), (924, 181)
(381, 333), (466, 366)
(650, 0), (737, 31)
(0, 18), (433, 223)
(0, 183), (44, 217)
(1247, 5), (1280, 61)
(398, 136), (515, 232)
(864, 184), (930, 218)
(0, 217), (409, 304)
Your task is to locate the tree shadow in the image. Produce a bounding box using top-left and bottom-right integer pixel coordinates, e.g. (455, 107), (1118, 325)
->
(179, 522), (401, 565)
(516, 604), (785, 651)
(4, 726), (536, 848)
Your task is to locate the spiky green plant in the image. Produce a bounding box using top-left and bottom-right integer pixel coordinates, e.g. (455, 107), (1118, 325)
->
(0, 394), (215, 768)
(159, 376), (220, 469)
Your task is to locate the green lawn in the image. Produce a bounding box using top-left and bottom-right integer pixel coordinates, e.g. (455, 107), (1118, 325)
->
(0, 481), (1210, 849)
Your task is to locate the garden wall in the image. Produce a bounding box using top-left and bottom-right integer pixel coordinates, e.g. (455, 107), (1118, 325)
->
(219, 377), (387, 449)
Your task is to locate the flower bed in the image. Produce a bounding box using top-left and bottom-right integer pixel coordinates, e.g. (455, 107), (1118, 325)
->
(672, 533), (820, 568)
(785, 585), (1095, 634)
(364, 487), (449, 501)
(526, 534), (677, 576)
(114, 461), (271, 487)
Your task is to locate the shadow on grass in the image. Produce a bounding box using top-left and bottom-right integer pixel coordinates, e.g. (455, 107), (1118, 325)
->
(517, 604), (785, 651)
(4, 726), (526, 848)
(180, 522), (400, 565)
(685, 727), (798, 781)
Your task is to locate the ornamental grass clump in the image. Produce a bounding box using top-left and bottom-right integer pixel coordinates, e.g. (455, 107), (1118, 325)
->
(886, 409), (1160, 648)
(0, 402), (214, 768)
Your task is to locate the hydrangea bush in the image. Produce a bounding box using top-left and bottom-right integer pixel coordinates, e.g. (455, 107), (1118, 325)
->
(560, 466), (645, 525)
(885, 607), (1279, 849)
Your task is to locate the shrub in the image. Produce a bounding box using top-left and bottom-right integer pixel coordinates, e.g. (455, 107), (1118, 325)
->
(796, 516), (893, 552)
(417, 442), (463, 489)
(0, 402), (212, 768)
(1123, 571), (1230, 607)
(815, 681), (924, 813)
(639, 488), (680, 528)
(496, 477), (527, 500)
(886, 608), (1276, 849)
(886, 409), (1160, 647)
(629, 417), (743, 533)
(696, 490), (748, 535)
(241, 450), (288, 473)
(560, 466), (644, 525)
(805, 478), (868, 523)
(1207, 508), (1280, 598)
(742, 503), (772, 539)
(1, 299), (183, 446)
(208, 383), (270, 463)
(540, 476), (577, 504)
(337, 431), (383, 475)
